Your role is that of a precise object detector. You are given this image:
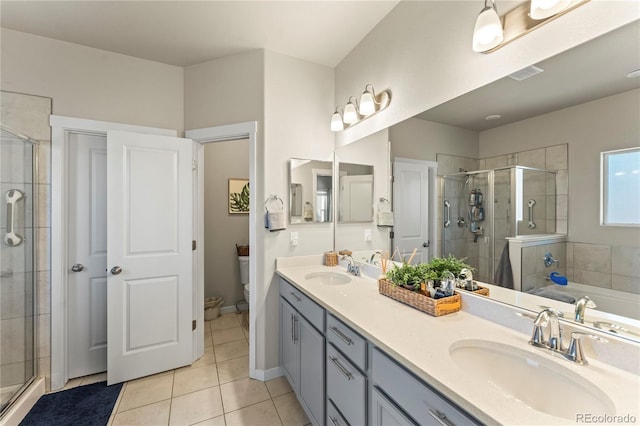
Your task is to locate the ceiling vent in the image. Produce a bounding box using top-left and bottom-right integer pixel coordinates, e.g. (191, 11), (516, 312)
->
(508, 65), (544, 81)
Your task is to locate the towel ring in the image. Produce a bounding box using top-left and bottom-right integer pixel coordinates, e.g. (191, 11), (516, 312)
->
(265, 195), (284, 212)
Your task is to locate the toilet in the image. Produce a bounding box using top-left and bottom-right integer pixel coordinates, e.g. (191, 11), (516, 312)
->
(238, 255), (250, 307)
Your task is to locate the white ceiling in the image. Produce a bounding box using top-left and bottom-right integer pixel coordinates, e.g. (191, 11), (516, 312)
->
(0, 1), (399, 68)
(417, 20), (640, 131)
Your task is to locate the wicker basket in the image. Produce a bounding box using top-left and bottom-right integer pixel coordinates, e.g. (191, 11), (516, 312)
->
(324, 251), (338, 267)
(236, 244), (249, 256)
(378, 279), (461, 317)
(472, 285), (490, 297)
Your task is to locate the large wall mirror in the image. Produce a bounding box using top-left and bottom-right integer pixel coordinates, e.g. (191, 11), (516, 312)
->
(289, 158), (333, 224)
(332, 21), (640, 342)
(338, 162), (374, 223)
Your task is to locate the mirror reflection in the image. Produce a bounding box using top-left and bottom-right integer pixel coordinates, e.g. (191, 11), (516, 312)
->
(333, 21), (640, 341)
(338, 162), (374, 223)
(289, 158), (333, 224)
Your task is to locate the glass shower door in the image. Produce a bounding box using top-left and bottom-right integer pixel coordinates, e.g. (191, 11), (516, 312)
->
(0, 125), (37, 415)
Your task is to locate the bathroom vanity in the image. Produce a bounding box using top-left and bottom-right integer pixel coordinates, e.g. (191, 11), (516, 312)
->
(276, 256), (640, 426)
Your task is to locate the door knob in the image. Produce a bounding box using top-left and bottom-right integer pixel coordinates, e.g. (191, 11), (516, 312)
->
(110, 266), (122, 275)
(71, 264), (84, 272)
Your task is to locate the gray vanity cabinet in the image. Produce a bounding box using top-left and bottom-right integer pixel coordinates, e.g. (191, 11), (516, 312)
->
(371, 348), (478, 426)
(279, 278), (325, 426)
(371, 387), (417, 426)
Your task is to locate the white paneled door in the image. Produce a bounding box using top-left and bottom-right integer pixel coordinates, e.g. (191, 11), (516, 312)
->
(393, 159), (432, 264)
(106, 131), (193, 385)
(68, 133), (108, 378)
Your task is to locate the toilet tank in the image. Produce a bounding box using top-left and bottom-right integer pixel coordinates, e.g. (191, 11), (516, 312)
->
(238, 256), (250, 284)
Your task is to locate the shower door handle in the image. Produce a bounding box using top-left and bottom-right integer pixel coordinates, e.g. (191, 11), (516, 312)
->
(443, 200), (451, 228)
(71, 264), (84, 272)
(110, 266), (122, 275)
(5, 189), (25, 247)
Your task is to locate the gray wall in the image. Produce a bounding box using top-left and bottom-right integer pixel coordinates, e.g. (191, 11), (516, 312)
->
(203, 140), (249, 307)
(479, 89), (640, 248)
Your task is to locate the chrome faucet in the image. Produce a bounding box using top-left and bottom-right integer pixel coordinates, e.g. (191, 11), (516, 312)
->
(530, 308), (563, 351)
(574, 296), (596, 324)
(528, 308), (607, 365)
(342, 255), (360, 276)
(369, 251), (382, 265)
(543, 251), (559, 268)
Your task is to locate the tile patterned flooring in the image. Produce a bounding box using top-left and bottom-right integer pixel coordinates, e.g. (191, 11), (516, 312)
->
(55, 312), (310, 426)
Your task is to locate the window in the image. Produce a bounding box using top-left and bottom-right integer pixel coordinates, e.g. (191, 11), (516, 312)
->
(601, 147), (640, 226)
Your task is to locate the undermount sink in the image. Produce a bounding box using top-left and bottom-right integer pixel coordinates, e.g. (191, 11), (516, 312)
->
(304, 271), (352, 285)
(449, 339), (615, 420)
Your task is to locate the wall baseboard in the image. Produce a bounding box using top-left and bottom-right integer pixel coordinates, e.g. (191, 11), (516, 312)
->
(252, 366), (283, 382)
(220, 303), (248, 315)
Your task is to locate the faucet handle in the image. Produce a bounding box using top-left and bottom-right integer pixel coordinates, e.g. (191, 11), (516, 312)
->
(564, 332), (608, 365)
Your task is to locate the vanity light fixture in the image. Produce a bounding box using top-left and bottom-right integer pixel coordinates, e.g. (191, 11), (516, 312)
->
(473, 0), (590, 53)
(472, 0), (504, 53)
(343, 96), (360, 125)
(330, 84), (392, 132)
(530, 0), (571, 20)
(330, 107), (345, 132)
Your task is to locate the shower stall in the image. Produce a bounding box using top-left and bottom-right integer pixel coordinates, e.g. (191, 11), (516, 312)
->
(441, 166), (557, 284)
(0, 124), (38, 416)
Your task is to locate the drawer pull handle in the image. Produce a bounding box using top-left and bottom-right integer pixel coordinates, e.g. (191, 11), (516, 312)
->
(428, 409), (454, 426)
(329, 356), (353, 381)
(289, 291), (302, 302)
(328, 416), (340, 426)
(329, 326), (354, 346)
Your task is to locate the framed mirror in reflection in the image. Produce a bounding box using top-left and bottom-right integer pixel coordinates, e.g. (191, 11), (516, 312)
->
(332, 21), (640, 342)
(289, 158), (333, 224)
(338, 162), (374, 223)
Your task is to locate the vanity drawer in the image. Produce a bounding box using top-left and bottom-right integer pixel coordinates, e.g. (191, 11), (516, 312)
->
(279, 278), (324, 331)
(371, 348), (478, 426)
(327, 399), (349, 426)
(327, 313), (366, 371)
(327, 343), (366, 426)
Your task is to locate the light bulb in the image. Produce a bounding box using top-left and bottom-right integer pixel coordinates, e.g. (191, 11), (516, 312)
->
(343, 99), (359, 124)
(530, 0), (571, 20)
(472, 4), (504, 52)
(330, 110), (344, 132)
(359, 89), (376, 116)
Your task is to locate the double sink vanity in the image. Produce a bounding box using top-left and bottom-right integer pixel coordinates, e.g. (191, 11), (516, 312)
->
(276, 255), (640, 426)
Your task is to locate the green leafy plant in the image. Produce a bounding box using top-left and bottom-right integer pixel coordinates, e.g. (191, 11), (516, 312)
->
(385, 263), (423, 291)
(230, 182), (250, 213)
(425, 255), (473, 280)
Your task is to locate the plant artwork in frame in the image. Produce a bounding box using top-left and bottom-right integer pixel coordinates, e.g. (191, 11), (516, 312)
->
(229, 178), (250, 214)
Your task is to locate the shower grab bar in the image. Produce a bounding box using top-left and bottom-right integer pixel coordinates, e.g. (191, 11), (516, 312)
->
(5, 189), (25, 246)
(443, 200), (451, 228)
(527, 199), (537, 229)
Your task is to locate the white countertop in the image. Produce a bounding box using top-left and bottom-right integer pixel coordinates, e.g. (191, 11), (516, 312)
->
(276, 260), (640, 425)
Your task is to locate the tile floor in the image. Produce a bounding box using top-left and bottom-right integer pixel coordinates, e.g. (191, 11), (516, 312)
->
(55, 312), (310, 426)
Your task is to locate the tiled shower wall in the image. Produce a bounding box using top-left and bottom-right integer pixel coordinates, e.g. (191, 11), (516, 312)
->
(1, 91), (52, 390)
(438, 144), (567, 283)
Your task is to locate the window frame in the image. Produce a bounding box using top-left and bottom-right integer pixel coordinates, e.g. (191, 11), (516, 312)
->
(600, 146), (640, 227)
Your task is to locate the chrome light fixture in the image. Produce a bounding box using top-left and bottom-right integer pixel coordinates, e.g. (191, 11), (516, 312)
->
(472, 0), (589, 53)
(530, 0), (571, 20)
(472, 0), (504, 53)
(330, 84), (391, 132)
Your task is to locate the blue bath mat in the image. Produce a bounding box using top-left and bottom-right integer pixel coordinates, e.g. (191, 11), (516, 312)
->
(20, 381), (123, 426)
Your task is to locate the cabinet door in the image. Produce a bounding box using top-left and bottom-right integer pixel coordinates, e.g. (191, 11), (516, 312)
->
(280, 298), (299, 390)
(299, 316), (325, 426)
(371, 387), (417, 426)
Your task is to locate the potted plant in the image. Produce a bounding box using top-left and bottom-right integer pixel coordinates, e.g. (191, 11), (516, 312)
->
(385, 263), (423, 291)
(425, 255), (473, 283)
